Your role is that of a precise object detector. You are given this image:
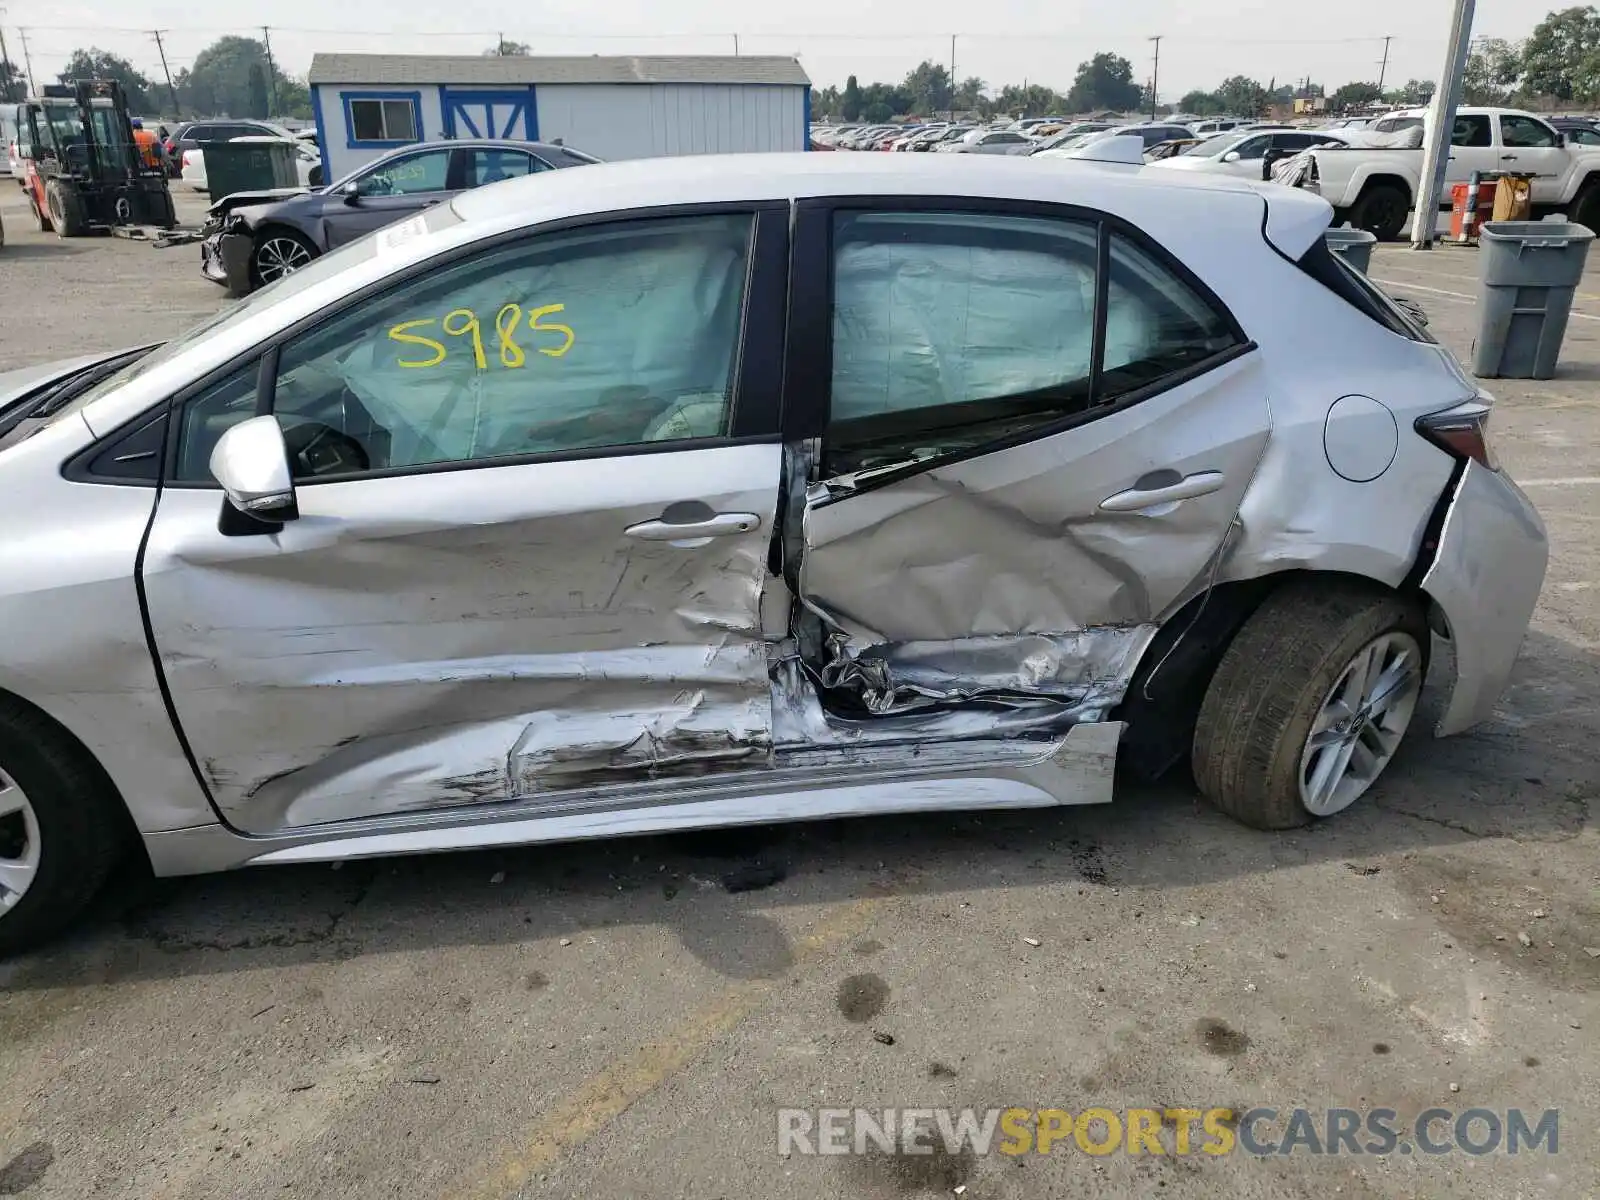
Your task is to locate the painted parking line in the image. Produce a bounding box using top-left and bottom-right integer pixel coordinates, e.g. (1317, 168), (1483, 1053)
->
(1519, 477), (1600, 488)
(1374, 257), (1600, 306)
(1371, 277), (1600, 322)
(444, 897), (882, 1200)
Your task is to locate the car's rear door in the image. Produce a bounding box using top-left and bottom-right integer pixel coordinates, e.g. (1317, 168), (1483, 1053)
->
(780, 199), (1271, 715)
(325, 147), (461, 248)
(141, 204), (789, 833)
(1498, 114), (1568, 204)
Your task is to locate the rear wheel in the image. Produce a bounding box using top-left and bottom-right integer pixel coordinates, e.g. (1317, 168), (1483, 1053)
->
(1349, 182), (1411, 242)
(251, 228), (318, 287)
(1192, 579), (1429, 830)
(0, 699), (127, 957)
(1572, 182), (1600, 235)
(45, 180), (87, 238)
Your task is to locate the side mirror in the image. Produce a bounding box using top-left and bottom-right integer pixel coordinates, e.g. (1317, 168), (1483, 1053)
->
(210, 416), (298, 527)
(1223, 150), (1242, 163)
(341, 179), (360, 203)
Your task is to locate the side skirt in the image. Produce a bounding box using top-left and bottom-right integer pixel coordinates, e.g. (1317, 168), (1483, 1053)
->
(142, 722), (1124, 876)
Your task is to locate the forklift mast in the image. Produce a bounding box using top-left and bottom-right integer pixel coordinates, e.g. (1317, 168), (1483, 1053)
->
(37, 79), (148, 182)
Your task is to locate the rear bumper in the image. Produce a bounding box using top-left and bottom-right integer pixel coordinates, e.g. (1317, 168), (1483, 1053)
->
(1421, 461), (1549, 735)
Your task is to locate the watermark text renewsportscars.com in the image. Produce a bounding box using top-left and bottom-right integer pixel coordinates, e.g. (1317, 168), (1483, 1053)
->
(777, 1107), (1560, 1158)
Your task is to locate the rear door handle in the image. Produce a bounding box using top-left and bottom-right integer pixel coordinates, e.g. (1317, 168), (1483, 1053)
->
(1501, 154), (1518, 161)
(1101, 471), (1226, 513)
(624, 512), (761, 542)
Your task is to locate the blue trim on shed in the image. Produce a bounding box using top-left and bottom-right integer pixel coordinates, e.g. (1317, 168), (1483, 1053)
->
(310, 85), (331, 183)
(341, 89), (424, 150)
(528, 85), (539, 141)
(803, 86), (811, 149)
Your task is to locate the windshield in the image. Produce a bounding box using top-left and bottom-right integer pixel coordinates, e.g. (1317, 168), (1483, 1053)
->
(1181, 134), (1241, 158)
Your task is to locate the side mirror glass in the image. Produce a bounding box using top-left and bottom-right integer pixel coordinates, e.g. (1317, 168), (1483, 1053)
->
(210, 415), (298, 524)
(341, 179), (360, 202)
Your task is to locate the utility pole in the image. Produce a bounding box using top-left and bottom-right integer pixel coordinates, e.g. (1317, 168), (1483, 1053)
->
(1412, 0), (1475, 248)
(950, 34), (956, 114)
(1148, 36), (1161, 121)
(732, 33), (739, 56)
(151, 30), (180, 117)
(1377, 35), (1392, 93)
(261, 26), (278, 115)
(17, 25), (34, 94)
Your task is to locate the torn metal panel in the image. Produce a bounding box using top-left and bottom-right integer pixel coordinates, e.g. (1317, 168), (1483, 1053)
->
(798, 355), (1272, 651)
(140, 443), (781, 834)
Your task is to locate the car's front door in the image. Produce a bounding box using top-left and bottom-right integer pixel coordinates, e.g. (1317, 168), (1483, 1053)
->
(1223, 134), (1271, 176)
(141, 206), (787, 833)
(1499, 114), (1568, 204)
(782, 201), (1271, 719)
(325, 147), (460, 248)
(1445, 114), (1499, 188)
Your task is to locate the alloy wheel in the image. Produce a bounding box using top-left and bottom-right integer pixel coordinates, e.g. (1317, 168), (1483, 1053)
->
(1298, 631), (1423, 817)
(255, 236), (313, 283)
(0, 767), (41, 913)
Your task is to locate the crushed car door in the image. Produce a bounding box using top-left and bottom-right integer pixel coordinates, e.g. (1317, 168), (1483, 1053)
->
(141, 207), (787, 834)
(781, 201), (1271, 728)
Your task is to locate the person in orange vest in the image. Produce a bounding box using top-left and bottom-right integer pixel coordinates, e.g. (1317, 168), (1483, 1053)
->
(130, 117), (163, 170)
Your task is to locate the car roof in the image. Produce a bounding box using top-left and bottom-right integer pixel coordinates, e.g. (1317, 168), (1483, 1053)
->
(450, 150), (1328, 247)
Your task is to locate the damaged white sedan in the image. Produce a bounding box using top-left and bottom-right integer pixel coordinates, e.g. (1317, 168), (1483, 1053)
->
(0, 153), (1547, 951)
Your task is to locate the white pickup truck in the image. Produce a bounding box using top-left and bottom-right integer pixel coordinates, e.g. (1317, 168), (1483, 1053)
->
(1293, 106), (1600, 240)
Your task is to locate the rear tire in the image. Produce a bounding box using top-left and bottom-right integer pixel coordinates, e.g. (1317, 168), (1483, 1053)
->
(1572, 182), (1600, 235)
(1349, 182), (1410, 242)
(1192, 579), (1429, 831)
(0, 698), (127, 957)
(45, 180), (87, 238)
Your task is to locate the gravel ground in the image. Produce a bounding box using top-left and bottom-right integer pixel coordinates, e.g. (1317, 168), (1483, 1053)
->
(1, 188), (1598, 1199)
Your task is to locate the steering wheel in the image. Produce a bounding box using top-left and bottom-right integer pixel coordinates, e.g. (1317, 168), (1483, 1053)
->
(283, 421), (371, 478)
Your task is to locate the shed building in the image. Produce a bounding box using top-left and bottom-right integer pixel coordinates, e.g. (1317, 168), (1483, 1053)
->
(307, 53), (812, 182)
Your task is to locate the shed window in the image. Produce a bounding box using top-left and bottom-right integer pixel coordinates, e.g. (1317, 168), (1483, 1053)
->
(349, 98), (419, 143)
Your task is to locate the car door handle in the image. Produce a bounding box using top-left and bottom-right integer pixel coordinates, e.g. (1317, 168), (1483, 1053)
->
(1501, 154), (1518, 161)
(1100, 471), (1226, 513)
(624, 512), (761, 541)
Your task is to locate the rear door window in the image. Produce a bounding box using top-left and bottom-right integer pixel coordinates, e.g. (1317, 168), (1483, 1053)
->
(1451, 115), (1492, 147)
(823, 209), (1243, 476)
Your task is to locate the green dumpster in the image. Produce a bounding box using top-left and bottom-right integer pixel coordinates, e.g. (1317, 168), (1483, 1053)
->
(204, 139), (300, 203)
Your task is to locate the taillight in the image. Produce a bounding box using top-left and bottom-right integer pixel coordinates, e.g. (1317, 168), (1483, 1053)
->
(182, 150), (193, 167)
(1417, 405), (1499, 471)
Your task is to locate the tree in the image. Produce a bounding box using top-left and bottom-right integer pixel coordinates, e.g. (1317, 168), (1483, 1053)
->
(58, 48), (154, 111)
(1331, 81), (1383, 111)
(841, 74), (862, 121)
(994, 83), (1067, 117)
(1522, 7), (1600, 101)
(1178, 89), (1225, 116)
(0, 58), (23, 103)
(1387, 79), (1436, 105)
(485, 38), (531, 56)
(1462, 37), (1524, 105)
(953, 76), (986, 111)
(1215, 75), (1268, 117)
(180, 36), (307, 119)
(901, 60), (952, 115)
(1065, 53), (1140, 113)
(244, 63), (269, 120)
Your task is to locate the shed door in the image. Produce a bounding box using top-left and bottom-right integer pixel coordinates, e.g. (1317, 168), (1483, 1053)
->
(443, 89), (535, 141)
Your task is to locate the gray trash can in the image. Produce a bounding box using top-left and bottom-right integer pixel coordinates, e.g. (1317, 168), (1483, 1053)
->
(1325, 226), (1377, 275)
(1473, 220), (1596, 380)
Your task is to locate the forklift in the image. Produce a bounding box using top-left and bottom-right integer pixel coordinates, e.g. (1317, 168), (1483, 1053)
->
(13, 79), (176, 237)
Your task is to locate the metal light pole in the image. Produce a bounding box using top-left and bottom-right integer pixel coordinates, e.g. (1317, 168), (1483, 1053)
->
(1149, 36), (1161, 121)
(1411, 0), (1476, 249)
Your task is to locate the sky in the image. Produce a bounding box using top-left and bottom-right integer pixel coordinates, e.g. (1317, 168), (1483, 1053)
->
(5, 0), (1545, 103)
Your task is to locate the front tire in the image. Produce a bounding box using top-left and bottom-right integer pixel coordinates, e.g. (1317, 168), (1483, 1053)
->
(1349, 183), (1411, 242)
(1192, 580), (1429, 830)
(250, 228), (318, 288)
(0, 699), (127, 956)
(45, 180), (87, 238)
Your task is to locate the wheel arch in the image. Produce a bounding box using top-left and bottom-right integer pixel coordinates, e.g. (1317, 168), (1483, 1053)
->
(1114, 568), (1427, 781)
(0, 682), (145, 862)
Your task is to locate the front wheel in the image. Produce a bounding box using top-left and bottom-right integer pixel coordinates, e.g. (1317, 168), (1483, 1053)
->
(251, 228), (319, 287)
(1192, 580), (1429, 830)
(0, 700), (127, 956)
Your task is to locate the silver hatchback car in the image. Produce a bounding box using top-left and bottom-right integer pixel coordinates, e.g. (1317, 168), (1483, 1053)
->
(0, 154), (1547, 953)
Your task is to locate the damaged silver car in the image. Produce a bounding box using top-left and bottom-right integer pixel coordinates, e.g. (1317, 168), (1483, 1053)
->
(0, 153), (1548, 951)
